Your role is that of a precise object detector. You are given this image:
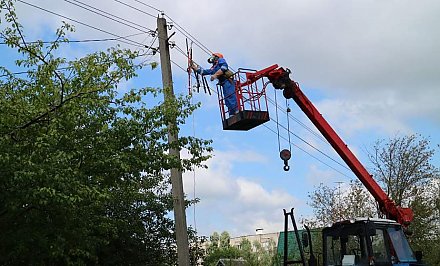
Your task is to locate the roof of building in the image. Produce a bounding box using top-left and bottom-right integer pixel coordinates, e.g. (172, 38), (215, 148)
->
(216, 258), (246, 266)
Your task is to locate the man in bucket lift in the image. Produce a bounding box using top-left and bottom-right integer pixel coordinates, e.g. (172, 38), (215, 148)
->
(191, 53), (238, 116)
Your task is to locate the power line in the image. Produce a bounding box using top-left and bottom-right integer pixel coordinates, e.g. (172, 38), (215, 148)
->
(268, 115), (351, 171)
(164, 14), (212, 56)
(132, 0), (162, 13)
(125, 2), (212, 55)
(140, 34), (158, 65)
(60, 0), (178, 54)
(0, 67), (70, 78)
(267, 94), (329, 144)
(0, 51), (154, 78)
(94, 0), (211, 57)
(262, 123), (354, 180)
(0, 32), (146, 45)
(63, 0), (156, 34)
(112, 0), (158, 18)
(17, 0), (148, 48)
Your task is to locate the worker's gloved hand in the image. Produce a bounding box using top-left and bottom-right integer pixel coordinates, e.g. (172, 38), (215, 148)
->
(191, 62), (198, 71)
(210, 75), (216, 81)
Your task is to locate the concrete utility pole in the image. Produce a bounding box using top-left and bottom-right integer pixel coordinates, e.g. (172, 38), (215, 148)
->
(157, 17), (190, 265)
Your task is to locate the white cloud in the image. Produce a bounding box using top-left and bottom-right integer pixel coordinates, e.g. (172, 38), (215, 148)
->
(183, 148), (301, 236)
(237, 179), (294, 207)
(316, 98), (412, 136)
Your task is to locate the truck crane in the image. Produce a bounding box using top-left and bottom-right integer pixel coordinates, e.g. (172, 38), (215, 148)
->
(230, 64), (425, 266)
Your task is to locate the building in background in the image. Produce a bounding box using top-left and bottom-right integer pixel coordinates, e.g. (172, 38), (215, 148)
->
(229, 230), (280, 252)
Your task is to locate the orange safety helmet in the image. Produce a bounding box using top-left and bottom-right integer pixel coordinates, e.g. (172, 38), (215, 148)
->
(208, 52), (224, 63)
(212, 52), (223, 58)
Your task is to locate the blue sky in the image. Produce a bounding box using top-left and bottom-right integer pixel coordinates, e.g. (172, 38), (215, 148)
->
(2, 0), (439, 239)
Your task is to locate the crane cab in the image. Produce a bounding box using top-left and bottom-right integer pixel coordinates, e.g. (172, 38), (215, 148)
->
(217, 68), (270, 131)
(322, 218), (422, 266)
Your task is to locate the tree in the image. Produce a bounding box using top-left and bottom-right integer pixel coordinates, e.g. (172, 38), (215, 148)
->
(220, 231), (231, 249)
(240, 238), (280, 266)
(0, 0), (212, 264)
(343, 180), (378, 218)
(368, 134), (438, 207)
(305, 180), (376, 227)
(239, 238), (258, 265)
(189, 228), (207, 266)
(368, 134), (440, 265)
(204, 231), (281, 266)
(203, 231), (241, 266)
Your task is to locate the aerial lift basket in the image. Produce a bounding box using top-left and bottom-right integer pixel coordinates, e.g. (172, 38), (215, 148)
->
(218, 68), (270, 130)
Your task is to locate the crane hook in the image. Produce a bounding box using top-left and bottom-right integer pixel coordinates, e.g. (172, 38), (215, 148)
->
(280, 149), (291, 171)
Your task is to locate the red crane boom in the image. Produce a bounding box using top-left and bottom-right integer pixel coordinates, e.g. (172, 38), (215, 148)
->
(243, 64), (414, 227)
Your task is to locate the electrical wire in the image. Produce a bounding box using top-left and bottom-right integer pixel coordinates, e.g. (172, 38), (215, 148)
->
(132, 0), (162, 13)
(18, 0), (322, 158)
(267, 89), (328, 144)
(0, 32), (146, 45)
(16, 0), (148, 48)
(265, 93), (349, 170)
(110, 0), (212, 57)
(63, 0), (156, 34)
(262, 123), (353, 179)
(269, 112), (351, 171)
(139, 34), (158, 65)
(164, 14), (212, 56)
(0, 51), (154, 78)
(112, 0), (158, 18)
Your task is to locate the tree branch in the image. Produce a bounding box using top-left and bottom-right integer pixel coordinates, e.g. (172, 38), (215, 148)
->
(8, 87), (101, 137)
(6, 3), (66, 104)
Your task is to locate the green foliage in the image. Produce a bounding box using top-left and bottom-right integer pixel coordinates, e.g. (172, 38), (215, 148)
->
(204, 231), (240, 265)
(369, 134), (438, 206)
(369, 134), (440, 266)
(0, 1), (212, 264)
(189, 228), (207, 266)
(204, 246), (242, 266)
(204, 232), (280, 266)
(305, 180), (377, 227)
(220, 231), (231, 249)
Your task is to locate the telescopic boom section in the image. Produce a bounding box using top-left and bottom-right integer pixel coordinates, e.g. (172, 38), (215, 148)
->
(248, 64), (414, 227)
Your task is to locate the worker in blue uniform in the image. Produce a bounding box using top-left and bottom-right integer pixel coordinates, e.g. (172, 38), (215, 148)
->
(192, 53), (238, 116)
